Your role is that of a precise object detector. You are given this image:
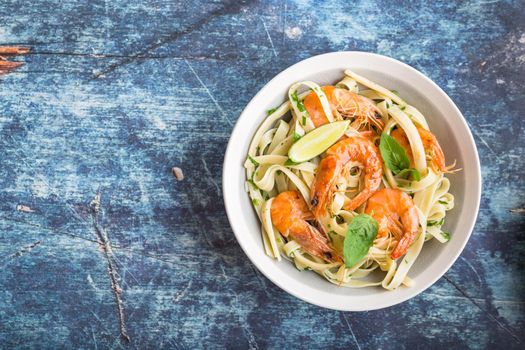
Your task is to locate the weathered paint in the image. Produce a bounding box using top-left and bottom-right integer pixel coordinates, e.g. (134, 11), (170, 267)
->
(0, 0), (524, 349)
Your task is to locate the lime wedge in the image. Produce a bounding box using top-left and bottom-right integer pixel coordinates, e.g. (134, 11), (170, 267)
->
(288, 121), (349, 162)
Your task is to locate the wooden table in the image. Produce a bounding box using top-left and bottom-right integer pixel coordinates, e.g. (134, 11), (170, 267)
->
(1, 0), (524, 348)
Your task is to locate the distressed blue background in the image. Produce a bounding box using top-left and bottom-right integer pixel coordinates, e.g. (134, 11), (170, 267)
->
(1, 0), (524, 349)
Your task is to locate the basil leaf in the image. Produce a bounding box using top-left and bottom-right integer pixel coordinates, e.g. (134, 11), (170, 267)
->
(343, 214), (379, 267)
(411, 169), (421, 181)
(397, 168), (421, 181)
(379, 133), (410, 174)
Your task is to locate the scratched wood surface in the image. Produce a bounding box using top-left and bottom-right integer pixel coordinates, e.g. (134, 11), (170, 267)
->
(0, 0), (524, 349)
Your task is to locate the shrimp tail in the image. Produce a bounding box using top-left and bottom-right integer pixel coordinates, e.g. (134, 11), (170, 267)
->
(343, 188), (371, 212)
(390, 206), (420, 259)
(430, 141), (446, 172)
(291, 223), (342, 263)
(271, 191), (341, 263)
(390, 232), (417, 260)
(418, 127), (446, 172)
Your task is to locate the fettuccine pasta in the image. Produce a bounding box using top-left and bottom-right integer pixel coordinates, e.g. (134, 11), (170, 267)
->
(244, 70), (455, 290)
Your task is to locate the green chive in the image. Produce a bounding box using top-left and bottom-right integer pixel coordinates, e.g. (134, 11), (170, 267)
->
(427, 218), (445, 227)
(248, 155), (259, 166)
(267, 107), (277, 116)
(291, 91), (307, 112)
(247, 179), (258, 190)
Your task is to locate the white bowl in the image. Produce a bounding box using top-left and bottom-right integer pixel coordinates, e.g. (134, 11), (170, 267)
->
(222, 52), (481, 311)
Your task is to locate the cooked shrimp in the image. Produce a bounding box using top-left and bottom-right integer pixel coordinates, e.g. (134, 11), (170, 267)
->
(271, 191), (341, 262)
(391, 126), (446, 172)
(303, 86), (384, 131)
(310, 135), (382, 219)
(365, 189), (420, 259)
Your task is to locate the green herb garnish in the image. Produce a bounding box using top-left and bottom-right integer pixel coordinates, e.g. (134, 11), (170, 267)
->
(427, 218), (445, 227)
(302, 116), (306, 125)
(252, 198), (259, 206)
(397, 168), (421, 181)
(441, 231), (451, 241)
(438, 200), (448, 205)
(267, 107), (278, 116)
(379, 133), (410, 174)
(247, 178), (258, 190)
(292, 132), (302, 142)
(291, 91), (306, 112)
(248, 155), (259, 166)
(343, 214), (379, 268)
(284, 158), (300, 166)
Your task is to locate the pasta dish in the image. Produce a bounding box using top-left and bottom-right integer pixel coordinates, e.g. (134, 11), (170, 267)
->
(244, 70), (455, 290)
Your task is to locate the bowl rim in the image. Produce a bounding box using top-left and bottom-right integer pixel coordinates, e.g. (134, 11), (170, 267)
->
(222, 51), (481, 311)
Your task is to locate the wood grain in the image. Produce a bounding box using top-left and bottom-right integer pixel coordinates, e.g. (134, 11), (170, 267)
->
(0, 0), (524, 348)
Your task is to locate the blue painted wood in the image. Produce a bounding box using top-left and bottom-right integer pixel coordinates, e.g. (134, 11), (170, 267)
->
(0, 0), (524, 348)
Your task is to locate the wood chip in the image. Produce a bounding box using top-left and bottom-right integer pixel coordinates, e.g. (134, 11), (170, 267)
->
(172, 167), (184, 181)
(16, 204), (35, 213)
